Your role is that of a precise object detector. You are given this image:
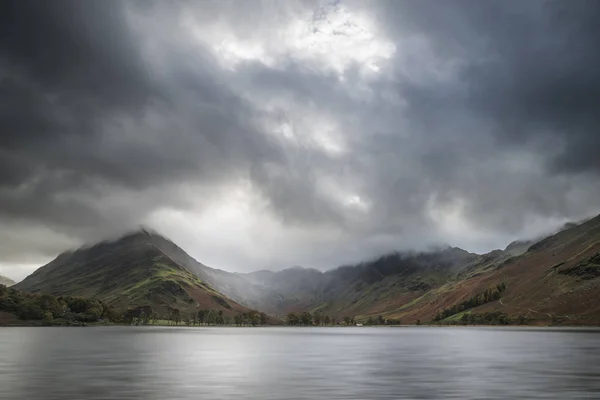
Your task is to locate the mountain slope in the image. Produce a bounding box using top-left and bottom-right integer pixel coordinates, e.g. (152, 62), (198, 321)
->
(316, 248), (474, 316)
(15, 230), (253, 318)
(0, 275), (15, 287)
(381, 214), (600, 325)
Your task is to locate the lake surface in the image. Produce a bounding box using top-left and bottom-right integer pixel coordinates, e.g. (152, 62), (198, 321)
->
(1, 326), (600, 399)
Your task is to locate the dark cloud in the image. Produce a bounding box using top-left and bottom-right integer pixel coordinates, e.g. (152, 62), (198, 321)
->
(1, 0), (599, 278)
(0, 0), (280, 251)
(371, 0), (600, 172)
(336, 0), (600, 233)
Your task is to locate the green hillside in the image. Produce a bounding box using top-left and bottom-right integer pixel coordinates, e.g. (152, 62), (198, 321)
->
(14, 231), (254, 320)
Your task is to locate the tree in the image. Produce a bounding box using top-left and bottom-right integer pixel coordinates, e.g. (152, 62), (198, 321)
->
(42, 311), (54, 326)
(300, 312), (312, 326)
(312, 313), (322, 326)
(17, 302), (44, 320)
(39, 294), (62, 317)
(234, 314), (243, 326)
(343, 316), (351, 326)
(172, 308), (181, 325)
(104, 307), (123, 323)
(68, 297), (90, 314)
(216, 310), (225, 325)
(377, 315), (384, 325)
(197, 309), (207, 325)
(287, 312), (299, 326)
(259, 312), (268, 326)
(206, 310), (216, 326)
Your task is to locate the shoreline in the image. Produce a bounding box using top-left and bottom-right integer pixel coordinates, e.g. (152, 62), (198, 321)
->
(4, 322), (600, 330)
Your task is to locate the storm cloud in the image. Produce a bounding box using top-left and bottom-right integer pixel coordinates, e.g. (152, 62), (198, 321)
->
(1, 0), (599, 280)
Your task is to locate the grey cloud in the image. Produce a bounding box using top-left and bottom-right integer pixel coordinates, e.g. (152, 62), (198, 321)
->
(331, 0), (600, 235)
(0, 0), (599, 276)
(0, 0), (282, 259)
(369, 0), (600, 173)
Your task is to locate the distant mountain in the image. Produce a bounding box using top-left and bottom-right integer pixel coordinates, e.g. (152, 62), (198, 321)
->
(14, 230), (255, 319)
(0, 275), (15, 287)
(202, 246), (478, 317)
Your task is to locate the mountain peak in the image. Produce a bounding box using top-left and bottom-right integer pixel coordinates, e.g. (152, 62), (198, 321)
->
(121, 226), (169, 241)
(73, 227), (177, 253)
(14, 228), (252, 317)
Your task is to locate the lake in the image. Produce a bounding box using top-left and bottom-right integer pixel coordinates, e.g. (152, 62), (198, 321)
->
(1, 326), (599, 399)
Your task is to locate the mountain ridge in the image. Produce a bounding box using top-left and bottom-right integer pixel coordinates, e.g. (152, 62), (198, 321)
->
(13, 213), (600, 325)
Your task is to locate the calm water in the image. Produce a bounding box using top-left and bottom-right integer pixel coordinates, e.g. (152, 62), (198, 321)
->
(1, 326), (599, 399)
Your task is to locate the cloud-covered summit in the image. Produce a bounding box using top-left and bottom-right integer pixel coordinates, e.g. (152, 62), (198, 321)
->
(1, 0), (599, 280)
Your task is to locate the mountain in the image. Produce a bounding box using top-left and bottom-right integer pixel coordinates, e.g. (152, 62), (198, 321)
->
(378, 214), (600, 325)
(14, 213), (600, 326)
(0, 275), (16, 287)
(200, 217), (600, 325)
(14, 230), (255, 319)
(201, 246), (478, 317)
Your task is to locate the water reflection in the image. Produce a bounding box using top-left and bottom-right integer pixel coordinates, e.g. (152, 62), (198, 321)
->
(1, 327), (599, 399)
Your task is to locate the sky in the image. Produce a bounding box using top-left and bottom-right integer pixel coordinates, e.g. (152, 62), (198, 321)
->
(1, 0), (599, 281)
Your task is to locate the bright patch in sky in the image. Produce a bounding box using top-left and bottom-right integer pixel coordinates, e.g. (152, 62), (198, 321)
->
(184, 2), (395, 77)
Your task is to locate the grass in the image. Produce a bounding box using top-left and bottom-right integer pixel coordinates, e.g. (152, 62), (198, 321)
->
(393, 293), (429, 312)
(309, 302), (329, 314)
(440, 310), (471, 322)
(123, 261), (219, 296)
